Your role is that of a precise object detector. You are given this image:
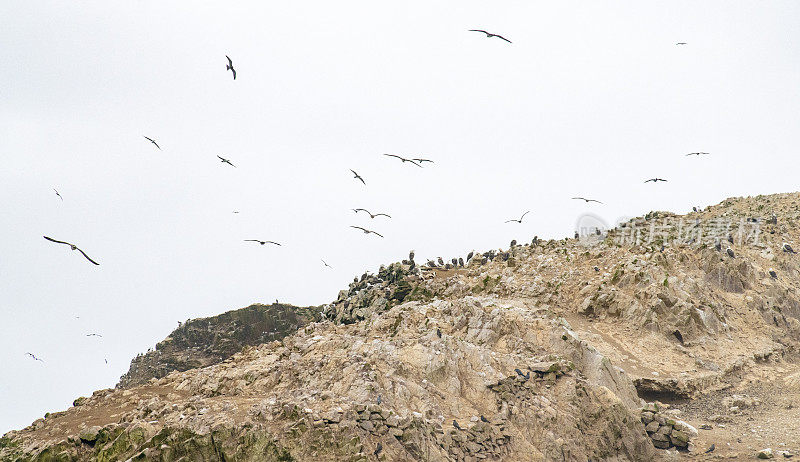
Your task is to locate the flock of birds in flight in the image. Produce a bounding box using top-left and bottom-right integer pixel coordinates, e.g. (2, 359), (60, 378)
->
(34, 31), (703, 363)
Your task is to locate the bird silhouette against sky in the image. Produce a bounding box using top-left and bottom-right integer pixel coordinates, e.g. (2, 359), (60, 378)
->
(505, 211), (530, 223)
(225, 55), (236, 80)
(143, 136), (161, 150)
(43, 236), (100, 265)
(321, 259), (332, 268)
(469, 30), (512, 43)
(412, 158), (434, 165)
(644, 178), (667, 183)
(53, 188), (63, 201)
(676, 42), (687, 45)
(244, 240), (281, 246)
(572, 197), (603, 204)
(26, 353), (43, 362)
(86, 333), (103, 337)
(686, 152), (709, 156)
(217, 155), (236, 167)
(383, 154), (422, 167)
(350, 226), (383, 238)
(353, 208), (391, 219)
(350, 169), (366, 185)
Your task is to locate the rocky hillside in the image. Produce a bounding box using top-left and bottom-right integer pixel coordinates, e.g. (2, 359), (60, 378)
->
(5, 192), (800, 461)
(117, 303), (323, 388)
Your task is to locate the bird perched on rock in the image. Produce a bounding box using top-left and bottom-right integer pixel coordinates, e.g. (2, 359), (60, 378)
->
(436, 328), (442, 338)
(692, 207), (697, 212)
(452, 420), (463, 430)
(714, 241), (722, 252)
(43, 236), (100, 265)
(783, 243), (796, 253)
(532, 236), (539, 246)
(374, 442), (383, 456)
(225, 55), (236, 80)
(505, 211), (530, 224)
(350, 226), (383, 238)
(445, 263), (452, 270)
(574, 231), (579, 239)
(644, 178), (667, 183)
(727, 234), (734, 244)
(469, 29), (512, 43)
(376, 395), (382, 405)
(480, 415), (490, 423)
(245, 239), (281, 246)
(514, 368), (528, 378)
(217, 155), (236, 167)
(458, 257), (464, 267)
(467, 251), (474, 262)
(510, 239), (517, 247)
(726, 248), (735, 258)
(769, 268), (777, 278)
(704, 444), (715, 453)
(409, 250), (415, 261)
(451, 258), (458, 266)
(350, 169), (366, 185)
(437, 257), (444, 266)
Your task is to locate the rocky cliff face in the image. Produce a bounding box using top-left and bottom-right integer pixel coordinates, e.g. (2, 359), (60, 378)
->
(117, 303), (323, 388)
(5, 192), (800, 461)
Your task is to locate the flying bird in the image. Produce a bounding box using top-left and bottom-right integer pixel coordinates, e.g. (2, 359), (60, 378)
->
(505, 211), (530, 224)
(686, 152), (709, 156)
(53, 189), (63, 201)
(383, 154), (422, 167)
(43, 236), (100, 265)
(143, 136), (161, 150)
(469, 30), (512, 43)
(225, 55), (236, 80)
(217, 155), (236, 167)
(244, 240), (281, 246)
(572, 197), (603, 204)
(350, 226), (384, 238)
(644, 178), (667, 183)
(86, 333), (103, 337)
(350, 169), (366, 185)
(412, 158), (434, 165)
(353, 208), (391, 219)
(321, 259), (332, 268)
(26, 353), (43, 362)
(676, 42), (687, 45)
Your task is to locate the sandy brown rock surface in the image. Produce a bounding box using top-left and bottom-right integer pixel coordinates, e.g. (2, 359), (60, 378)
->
(4, 192), (800, 461)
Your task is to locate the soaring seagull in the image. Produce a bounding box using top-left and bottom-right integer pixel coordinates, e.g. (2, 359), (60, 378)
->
(572, 197), (603, 204)
(412, 158), (434, 165)
(350, 226), (384, 238)
(217, 155), (236, 167)
(86, 333), (103, 337)
(244, 240), (281, 246)
(350, 169), (366, 185)
(143, 136), (161, 150)
(353, 208), (391, 219)
(43, 236), (100, 265)
(644, 178), (667, 183)
(225, 55), (236, 80)
(686, 152), (709, 156)
(676, 42), (687, 45)
(53, 188), (63, 201)
(383, 154), (422, 167)
(321, 259), (332, 268)
(469, 30), (512, 43)
(505, 211), (530, 224)
(26, 353), (43, 362)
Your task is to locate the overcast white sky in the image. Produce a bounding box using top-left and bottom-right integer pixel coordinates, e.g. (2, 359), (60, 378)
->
(2, 1), (799, 433)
